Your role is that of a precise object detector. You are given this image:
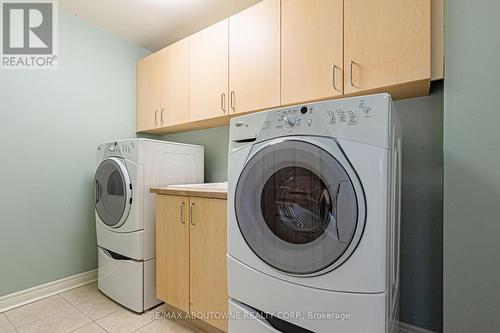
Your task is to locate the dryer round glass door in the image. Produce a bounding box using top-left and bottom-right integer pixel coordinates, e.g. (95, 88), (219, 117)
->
(235, 139), (365, 276)
(94, 157), (132, 228)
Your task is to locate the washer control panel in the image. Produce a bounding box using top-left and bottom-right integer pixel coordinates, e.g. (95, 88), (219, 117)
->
(119, 142), (135, 155)
(244, 94), (392, 149)
(98, 141), (136, 159)
(262, 98), (375, 134)
(274, 109), (303, 130)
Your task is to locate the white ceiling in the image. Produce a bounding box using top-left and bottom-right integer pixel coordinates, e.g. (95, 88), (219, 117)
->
(59, 0), (261, 51)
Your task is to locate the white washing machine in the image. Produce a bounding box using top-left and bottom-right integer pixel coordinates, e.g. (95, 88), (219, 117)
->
(94, 138), (204, 312)
(227, 94), (401, 332)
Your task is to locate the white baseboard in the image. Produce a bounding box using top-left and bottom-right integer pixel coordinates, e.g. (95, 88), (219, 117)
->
(399, 321), (438, 333)
(0, 269), (97, 313)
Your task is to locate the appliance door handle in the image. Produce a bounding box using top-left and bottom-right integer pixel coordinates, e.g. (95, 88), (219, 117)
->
(335, 181), (356, 244)
(94, 179), (102, 204)
(189, 202), (195, 225)
(232, 301), (283, 333)
(154, 110), (158, 126)
(98, 247), (140, 263)
(161, 108), (165, 125)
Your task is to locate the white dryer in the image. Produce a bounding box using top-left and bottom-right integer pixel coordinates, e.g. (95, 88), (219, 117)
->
(227, 94), (401, 332)
(94, 139), (203, 312)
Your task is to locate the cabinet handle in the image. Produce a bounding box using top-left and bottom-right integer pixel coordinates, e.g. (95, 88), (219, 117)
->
(189, 202), (195, 225)
(230, 91), (235, 112)
(349, 60), (357, 87)
(221, 93), (226, 113)
(180, 202), (185, 224)
(154, 110), (158, 126)
(161, 108), (165, 125)
(332, 65), (341, 92)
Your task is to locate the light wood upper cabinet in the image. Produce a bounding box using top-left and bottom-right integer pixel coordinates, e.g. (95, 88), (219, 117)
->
(344, 0), (431, 97)
(156, 195), (190, 313)
(137, 0), (440, 134)
(189, 20), (229, 122)
(136, 52), (161, 131)
(189, 197), (228, 332)
(229, 0), (280, 114)
(431, 0), (444, 80)
(281, 0), (344, 105)
(159, 39), (189, 127)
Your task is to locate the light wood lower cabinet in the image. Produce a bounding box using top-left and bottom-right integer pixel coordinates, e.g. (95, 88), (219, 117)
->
(156, 195), (190, 312)
(156, 195), (228, 332)
(189, 197), (228, 331)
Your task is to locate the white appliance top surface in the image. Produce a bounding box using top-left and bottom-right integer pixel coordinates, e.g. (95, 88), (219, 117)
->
(163, 182), (228, 192)
(100, 138), (204, 149)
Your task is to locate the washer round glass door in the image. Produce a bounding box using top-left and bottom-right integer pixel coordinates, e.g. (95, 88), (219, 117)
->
(94, 157), (132, 228)
(235, 139), (364, 275)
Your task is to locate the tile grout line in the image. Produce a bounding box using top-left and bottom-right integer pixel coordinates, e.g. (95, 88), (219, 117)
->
(130, 314), (157, 333)
(56, 295), (93, 333)
(4, 312), (17, 333)
(64, 304), (93, 332)
(7, 283), (205, 333)
(93, 304), (153, 333)
(67, 322), (96, 333)
(5, 295), (69, 332)
(58, 287), (118, 333)
(93, 320), (111, 333)
(69, 304), (119, 332)
(58, 285), (122, 332)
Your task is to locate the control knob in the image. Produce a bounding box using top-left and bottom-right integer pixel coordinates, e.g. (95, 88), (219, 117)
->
(284, 115), (297, 128)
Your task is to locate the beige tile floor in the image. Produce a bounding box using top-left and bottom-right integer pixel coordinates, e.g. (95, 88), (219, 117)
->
(0, 283), (207, 333)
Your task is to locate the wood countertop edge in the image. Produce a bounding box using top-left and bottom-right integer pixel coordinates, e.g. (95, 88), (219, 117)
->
(150, 188), (227, 200)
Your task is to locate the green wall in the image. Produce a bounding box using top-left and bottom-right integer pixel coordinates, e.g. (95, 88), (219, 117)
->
(0, 10), (148, 296)
(160, 84), (445, 332)
(444, 1), (500, 332)
(396, 83), (443, 332)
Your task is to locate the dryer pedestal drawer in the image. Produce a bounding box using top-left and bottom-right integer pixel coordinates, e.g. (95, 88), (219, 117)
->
(96, 223), (144, 261)
(229, 300), (281, 333)
(98, 247), (144, 312)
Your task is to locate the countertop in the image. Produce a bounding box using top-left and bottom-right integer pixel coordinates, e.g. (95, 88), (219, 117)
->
(150, 182), (227, 199)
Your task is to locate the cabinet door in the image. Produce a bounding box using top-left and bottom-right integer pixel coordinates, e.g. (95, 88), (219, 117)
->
(189, 197), (228, 332)
(156, 195), (190, 312)
(281, 0), (343, 105)
(159, 39), (189, 127)
(137, 53), (161, 131)
(189, 20), (229, 122)
(229, 0), (280, 114)
(344, 0), (431, 94)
